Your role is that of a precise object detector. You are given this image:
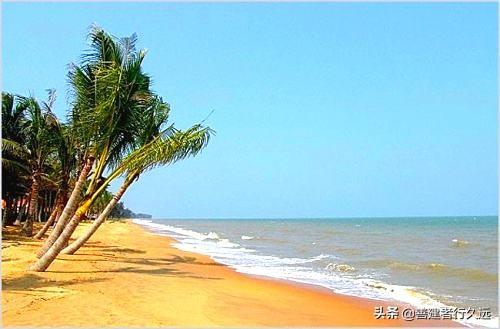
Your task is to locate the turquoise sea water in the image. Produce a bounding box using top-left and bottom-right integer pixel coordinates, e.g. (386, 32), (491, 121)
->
(133, 216), (498, 327)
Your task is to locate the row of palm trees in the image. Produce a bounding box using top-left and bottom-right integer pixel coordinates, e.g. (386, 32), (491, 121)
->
(2, 26), (213, 272)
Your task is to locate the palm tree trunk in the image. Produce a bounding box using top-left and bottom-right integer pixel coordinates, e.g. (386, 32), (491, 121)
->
(39, 193), (45, 222)
(12, 197), (18, 214)
(2, 196), (16, 227)
(33, 184), (67, 239)
(33, 195), (61, 239)
(37, 199), (43, 222)
(13, 197), (27, 226)
(6, 197), (12, 211)
(30, 199), (91, 272)
(46, 192), (53, 219)
(36, 156), (94, 258)
(62, 175), (135, 255)
(22, 197), (31, 224)
(21, 171), (40, 237)
(33, 207), (57, 239)
(54, 188), (69, 225)
(54, 178), (69, 223)
(2, 203), (10, 228)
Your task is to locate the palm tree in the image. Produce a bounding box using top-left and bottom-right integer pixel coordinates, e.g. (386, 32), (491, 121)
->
(30, 26), (213, 271)
(21, 93), (62, 237)
(2, 93), (27, 144)
(32, 26), (166, 266)
(3, 92), (59, 236)
(2, 92), (30, 226)
(36, 26), (152, 256)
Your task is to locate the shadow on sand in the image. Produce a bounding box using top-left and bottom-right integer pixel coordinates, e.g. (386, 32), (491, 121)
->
(2, 273), (110, 292)
(50, 248), (223, 280)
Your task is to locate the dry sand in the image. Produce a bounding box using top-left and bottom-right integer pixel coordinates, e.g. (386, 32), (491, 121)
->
(2, 220), (460, 327)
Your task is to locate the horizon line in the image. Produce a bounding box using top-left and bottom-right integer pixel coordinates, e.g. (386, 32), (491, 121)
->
(139, 214), (498, 220)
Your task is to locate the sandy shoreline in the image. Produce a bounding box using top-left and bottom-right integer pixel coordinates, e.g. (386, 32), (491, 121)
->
(2, 220), (460, 327)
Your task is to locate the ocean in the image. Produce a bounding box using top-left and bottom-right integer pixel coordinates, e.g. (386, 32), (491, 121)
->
(132, 216), (498, 328)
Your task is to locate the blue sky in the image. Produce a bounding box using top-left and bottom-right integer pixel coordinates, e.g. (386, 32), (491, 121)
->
(2, 2), (497, 218)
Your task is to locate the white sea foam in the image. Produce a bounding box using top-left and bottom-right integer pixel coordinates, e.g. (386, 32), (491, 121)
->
(452, 238), (471, 247)
(133, 219), (221, 241)
(206, 232), (220, 240)
(326, 262), (356, 272)
(132, 218), (498, 328)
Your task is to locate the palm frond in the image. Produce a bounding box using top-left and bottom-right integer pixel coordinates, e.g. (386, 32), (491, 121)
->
(2, 138), (30, 158)
(1, 157), (30, 174)
(117, 124), (213, 176)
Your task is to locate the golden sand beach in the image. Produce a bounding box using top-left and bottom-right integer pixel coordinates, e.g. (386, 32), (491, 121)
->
(2, 220), (460, 327)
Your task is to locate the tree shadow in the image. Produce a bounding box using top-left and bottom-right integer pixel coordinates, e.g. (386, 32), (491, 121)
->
(2, 257), (20, 262)
(74, 244), (147, 255)
(75, 242), (122, 249)
(101, 247), (146, 254)
(47, 266), (222, 280)
(2, 234), (41, 244)
(164, 254), (223, 267)
(2, 239), (42, 248)
(2, 273), (110, 292)
(58, 254), (224, 268)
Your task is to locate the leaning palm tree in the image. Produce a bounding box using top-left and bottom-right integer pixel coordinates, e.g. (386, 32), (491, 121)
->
(61, 123), (212, 255)
(36, 26), (153, 256)
(30, 26), (210, 271)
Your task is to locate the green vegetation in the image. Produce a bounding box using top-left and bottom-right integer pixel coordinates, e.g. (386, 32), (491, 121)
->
(2, 26), (213, 271)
